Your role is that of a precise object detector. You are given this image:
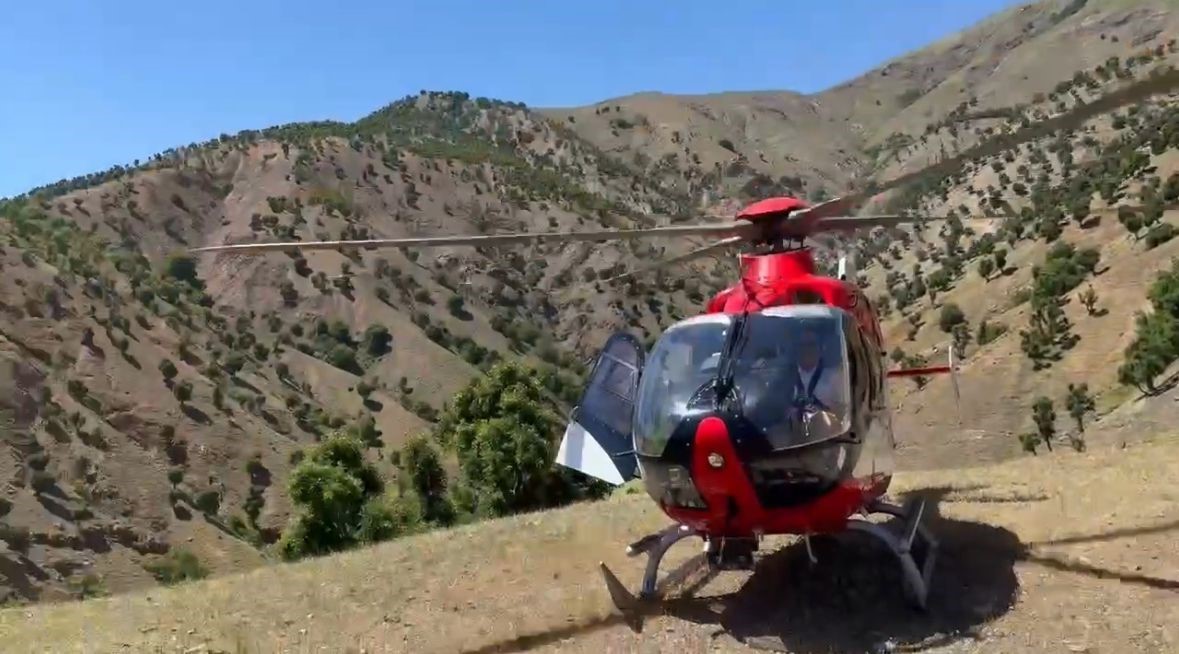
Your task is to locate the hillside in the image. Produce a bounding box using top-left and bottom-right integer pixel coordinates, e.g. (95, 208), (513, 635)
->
(3, 0), (1179, 610)
(1, 433), (1175, 653)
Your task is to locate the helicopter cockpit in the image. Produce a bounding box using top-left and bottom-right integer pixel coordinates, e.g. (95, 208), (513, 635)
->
(633, 306), (854, 458)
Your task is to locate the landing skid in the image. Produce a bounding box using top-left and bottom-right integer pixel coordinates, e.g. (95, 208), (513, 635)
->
(847, 498), (939, 610)
(599, 498), (938, 617)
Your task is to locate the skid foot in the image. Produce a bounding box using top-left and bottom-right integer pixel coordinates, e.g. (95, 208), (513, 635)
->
(847, 498), (939, 610)
(601, 524), (700, 614)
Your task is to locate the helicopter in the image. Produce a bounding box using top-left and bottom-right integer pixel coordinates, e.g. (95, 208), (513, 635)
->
(192, 189), (978, 613)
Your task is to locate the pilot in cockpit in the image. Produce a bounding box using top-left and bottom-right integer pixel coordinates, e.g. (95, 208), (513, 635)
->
(793, 327), (845, 415)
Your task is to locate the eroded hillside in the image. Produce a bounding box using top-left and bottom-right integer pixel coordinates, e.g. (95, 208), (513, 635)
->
(2, 0), (1179, 610)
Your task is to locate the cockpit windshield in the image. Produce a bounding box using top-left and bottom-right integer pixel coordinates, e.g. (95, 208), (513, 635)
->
(632, 307), (853, 457)
(633, 315), (729, 456)
(731, 307), (852, 450)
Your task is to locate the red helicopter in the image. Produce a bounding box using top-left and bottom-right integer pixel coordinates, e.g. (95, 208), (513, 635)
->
(551, 195), (964, 613)
(193, 191), (970, 612)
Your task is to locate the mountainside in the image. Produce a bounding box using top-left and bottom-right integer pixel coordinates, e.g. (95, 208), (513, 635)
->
(2, 0), (1179, 608)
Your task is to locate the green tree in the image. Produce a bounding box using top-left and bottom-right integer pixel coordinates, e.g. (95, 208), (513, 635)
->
(348, 414), (382, 448)
(158, 358), (178, 383)
(164, 253), (200, 285)
(280, 280), (298, 307)
(938, 303), (965, 333)
(447, 295), (467, 318)
(327, 344), (362, 374)
(978, 257), (994, 281)
(951, 322), (972, 358)
(363, 325), (392, 357)
(279, 433), (407, 560)
(1118, 312), (1177, 393)
(1065, 382), (1095, 446)
(436, 361), (607, 519)
(993, 249), (1008, 273)
(398, 435), (454, 526)
(1032, 396), (1056, 452)
(173, 380), (193, 405)
(144, 549), (208, 585)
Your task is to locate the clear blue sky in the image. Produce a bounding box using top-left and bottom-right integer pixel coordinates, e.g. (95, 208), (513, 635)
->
(1, 0), (1024, 198)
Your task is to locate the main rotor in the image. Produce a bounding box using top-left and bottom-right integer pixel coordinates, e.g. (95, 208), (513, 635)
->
(189, 187), (988, 283)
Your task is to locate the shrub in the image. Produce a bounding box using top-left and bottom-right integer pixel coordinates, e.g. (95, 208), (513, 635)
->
(278, 433), (403, 561)
(194, 489), (220, 514)
(938, 303), (965, 333)
(144, 549), (208, 585)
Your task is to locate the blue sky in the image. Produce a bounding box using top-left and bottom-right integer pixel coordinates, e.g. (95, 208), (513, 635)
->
(1, 0), (1023, 198)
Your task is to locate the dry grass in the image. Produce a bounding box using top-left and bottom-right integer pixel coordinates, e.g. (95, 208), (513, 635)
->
(2, 435), (1176, 653)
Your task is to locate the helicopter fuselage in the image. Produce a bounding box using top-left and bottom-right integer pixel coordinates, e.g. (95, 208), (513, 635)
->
(639, 247), (896, 539)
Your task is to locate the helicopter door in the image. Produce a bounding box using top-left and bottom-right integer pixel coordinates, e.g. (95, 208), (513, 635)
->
(555, 332), (644, 485)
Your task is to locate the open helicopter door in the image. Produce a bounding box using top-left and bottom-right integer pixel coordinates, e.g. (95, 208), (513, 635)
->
(556, 332), (644, 485)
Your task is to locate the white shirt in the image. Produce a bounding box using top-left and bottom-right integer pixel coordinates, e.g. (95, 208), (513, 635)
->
(797, 363), (844, 410)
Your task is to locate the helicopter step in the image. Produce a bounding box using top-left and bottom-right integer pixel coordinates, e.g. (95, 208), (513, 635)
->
(846, 498), (939, 610)
(704, 535), (758, 571)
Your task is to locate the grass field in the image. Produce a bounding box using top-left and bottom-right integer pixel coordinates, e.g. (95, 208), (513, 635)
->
(1, 433), (1177, 653)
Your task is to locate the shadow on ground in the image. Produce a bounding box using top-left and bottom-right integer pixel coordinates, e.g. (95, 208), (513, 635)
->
(661, 487), (1020, 653)
(461, 486), (1179, 654)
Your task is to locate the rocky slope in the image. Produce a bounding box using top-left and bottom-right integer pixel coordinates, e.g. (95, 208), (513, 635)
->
(2, 0), (1179, 606)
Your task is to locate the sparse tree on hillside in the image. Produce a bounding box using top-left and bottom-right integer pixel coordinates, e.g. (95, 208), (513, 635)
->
(173, 380), (193, 405)
(939, 303), (965, 333)
(978, 257), (994, 281)
(280, 280), (298, 307)
(1032, 396), (1056, 452)
(362, 325), (392, 357)
(951, 322), (972, 359)
(159, 359), (178, 384)
(447, 294), (466, 318)
(1065, 382), (1095, 444)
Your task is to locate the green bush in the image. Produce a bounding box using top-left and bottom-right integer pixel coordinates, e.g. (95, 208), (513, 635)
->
(436, 361), (607, 519)
(144, 549), (208, 585)
(938, 303), (965, 333)
(278, 433), (408, 561)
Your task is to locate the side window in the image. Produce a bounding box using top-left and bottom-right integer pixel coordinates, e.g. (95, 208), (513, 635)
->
(844, 319), (871, 412)
(864, 331), (882, 409)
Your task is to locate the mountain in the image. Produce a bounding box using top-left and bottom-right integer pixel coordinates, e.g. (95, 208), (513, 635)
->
(2, 0), (1179, 607)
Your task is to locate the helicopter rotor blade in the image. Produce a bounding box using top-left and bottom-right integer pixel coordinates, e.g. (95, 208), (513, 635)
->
(602, 236), (744, 284)
(190, 222), (757, 255)
(813, 214), (1009, 232)
(774, 195), (862, 238)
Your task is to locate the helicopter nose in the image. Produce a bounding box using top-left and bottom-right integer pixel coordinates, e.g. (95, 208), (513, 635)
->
(691, 417), (752, 509)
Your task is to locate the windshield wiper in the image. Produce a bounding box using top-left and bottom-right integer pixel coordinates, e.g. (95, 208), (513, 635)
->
(714, 314), (750, 404)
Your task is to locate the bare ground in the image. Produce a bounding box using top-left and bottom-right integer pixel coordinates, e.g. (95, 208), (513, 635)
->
(1, 432), (1176, 653)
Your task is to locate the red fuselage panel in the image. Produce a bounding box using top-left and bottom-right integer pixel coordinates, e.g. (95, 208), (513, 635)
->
(704, 250), (882, 348)
(664, 417), (882, 536)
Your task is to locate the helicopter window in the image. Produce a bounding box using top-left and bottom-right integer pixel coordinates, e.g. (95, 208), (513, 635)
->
(581, 352), (640, 440)
(845, 319), (871, 413)
(633, 316), (731, 457)
(731, 308), (853, 450)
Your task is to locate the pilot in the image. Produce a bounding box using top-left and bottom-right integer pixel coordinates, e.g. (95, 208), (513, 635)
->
(793, 328), (845, 413)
